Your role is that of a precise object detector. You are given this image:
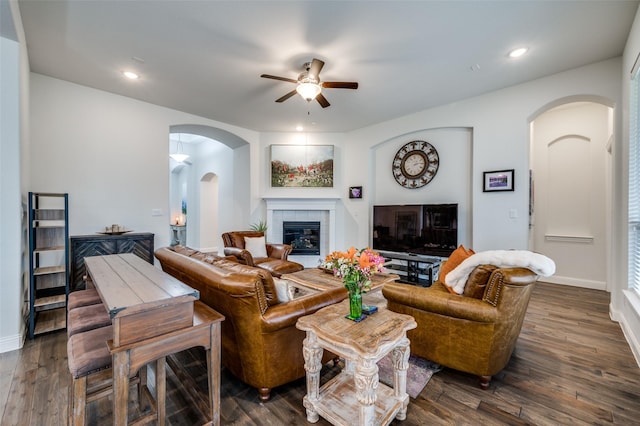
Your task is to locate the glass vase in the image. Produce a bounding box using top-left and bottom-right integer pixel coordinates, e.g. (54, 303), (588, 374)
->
(347, 291), (363, 321)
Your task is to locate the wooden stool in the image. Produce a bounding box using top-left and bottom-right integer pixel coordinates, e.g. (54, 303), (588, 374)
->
(67, 288), (102, 311)
(67, 325), (114, 426)
(67, 325), (147, 425)
(67, 303), (112, 337)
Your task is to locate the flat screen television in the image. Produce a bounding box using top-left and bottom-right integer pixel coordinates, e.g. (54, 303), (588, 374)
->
(372, 203), (458, 257)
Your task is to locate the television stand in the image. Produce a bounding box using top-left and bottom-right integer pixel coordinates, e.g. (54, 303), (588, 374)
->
(380, 251), (442, 287)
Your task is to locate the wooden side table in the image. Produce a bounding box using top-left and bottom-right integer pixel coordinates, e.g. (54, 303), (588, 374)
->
(296, 301), (417, 426)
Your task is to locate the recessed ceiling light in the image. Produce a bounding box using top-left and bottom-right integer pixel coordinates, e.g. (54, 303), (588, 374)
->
(123, 71), (140, 79)
(508, 47), (528, 58)
(296, 125), (304, 131)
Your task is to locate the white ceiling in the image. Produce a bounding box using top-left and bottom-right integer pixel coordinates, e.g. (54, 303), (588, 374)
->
(17, 0), (639, 133)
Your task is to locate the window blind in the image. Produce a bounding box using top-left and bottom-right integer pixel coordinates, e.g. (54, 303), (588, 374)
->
(629, 70), (640, 293)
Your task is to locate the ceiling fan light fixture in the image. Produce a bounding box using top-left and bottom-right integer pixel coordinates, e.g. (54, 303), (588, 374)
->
(296, 82), (322, 101)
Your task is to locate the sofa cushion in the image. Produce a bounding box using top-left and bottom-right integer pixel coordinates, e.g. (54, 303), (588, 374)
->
(173, 245), (199, 257)
(251, 258), (304, 278)
(67, 325), (113, 378)
(67, 288), (102, 311)
(211, 258), (280, 305)
(244, 236), (268, 258)
(229, 231), (264, 248)
(440, 245), (475, 293)
(191, 251), (221, 263)
(273, 278), (291, 302)
(67, 303), (112, 337)
(463, 264), (498, 299)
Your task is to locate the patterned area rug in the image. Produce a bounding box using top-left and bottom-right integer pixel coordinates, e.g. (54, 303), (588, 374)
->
(377, 354), (442, 398)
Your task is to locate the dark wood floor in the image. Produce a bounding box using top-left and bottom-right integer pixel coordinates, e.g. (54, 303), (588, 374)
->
(1, 282), (640, 425)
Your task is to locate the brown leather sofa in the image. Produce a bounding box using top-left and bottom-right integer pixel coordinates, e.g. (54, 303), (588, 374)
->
(222, 230), (304, 277)
(382, 265), (539, 389)
(154, 245), (347, 401)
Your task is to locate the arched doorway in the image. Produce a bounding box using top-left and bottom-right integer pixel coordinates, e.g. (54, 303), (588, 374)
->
(529, 99), (614, 290)
(169, 125), (250, 254)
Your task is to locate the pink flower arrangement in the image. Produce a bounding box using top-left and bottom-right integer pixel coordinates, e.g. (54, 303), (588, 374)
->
(321, 247), (386, 294)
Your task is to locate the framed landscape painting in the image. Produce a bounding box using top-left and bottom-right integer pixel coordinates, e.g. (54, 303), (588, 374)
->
(270, 145), (334, 187)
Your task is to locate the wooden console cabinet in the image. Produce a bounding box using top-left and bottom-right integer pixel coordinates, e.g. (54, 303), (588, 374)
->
(70, 232), (154, 290)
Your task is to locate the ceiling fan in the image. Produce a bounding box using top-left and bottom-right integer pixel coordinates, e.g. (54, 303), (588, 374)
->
(260, 58), (358, 108)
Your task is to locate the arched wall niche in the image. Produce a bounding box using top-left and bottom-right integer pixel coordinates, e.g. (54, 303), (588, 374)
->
(529, 96), (614, 290)
(369, 126), (474, 249)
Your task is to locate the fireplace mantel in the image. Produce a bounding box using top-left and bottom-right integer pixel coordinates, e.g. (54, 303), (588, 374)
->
(265, 198), (338, 257)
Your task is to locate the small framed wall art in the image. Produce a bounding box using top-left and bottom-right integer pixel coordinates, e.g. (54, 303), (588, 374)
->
(349, 186), (363, 199)
(483, 169), (514, 192)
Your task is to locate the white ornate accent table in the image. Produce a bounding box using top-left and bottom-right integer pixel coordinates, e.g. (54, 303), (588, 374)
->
(296, 299), (417, 426)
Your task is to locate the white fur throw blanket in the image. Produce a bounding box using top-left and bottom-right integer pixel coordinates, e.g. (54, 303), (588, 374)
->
(444, 250), (556, 295)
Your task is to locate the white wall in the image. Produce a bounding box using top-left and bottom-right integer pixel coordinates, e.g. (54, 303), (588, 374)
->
(613, 5), (640, 365)
(0, 0), (31, 353)
(345, 58), (622, 253)
(0, 36), (23, 352)
(29, 74), (259, 249)
(256, 61), (620, 274)
(371, 128), (473, 249)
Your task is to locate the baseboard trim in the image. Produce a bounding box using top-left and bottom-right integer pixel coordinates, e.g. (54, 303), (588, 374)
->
(540, 275), (606, 291)
(0, 331), (24, 354)
(611, 290), (640, 368)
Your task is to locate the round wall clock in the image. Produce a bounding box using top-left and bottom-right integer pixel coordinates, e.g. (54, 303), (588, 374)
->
(392, 140), (439, 188)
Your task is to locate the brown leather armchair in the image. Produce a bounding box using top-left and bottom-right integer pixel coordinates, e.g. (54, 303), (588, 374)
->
(222, 231), (303, 277)
(382, 265), (539, 389)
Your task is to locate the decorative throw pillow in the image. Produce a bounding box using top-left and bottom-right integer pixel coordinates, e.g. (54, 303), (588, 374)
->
(273, 278), (291, 303)
(463, 264), (497, 299)
(244, 236), (268, 258)
(439, 245), (475, 294)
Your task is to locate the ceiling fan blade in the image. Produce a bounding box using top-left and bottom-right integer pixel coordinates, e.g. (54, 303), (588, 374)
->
(316, 93), (330, 108)
(322, 81), (359, 89)
(275, 90), (298, 103)
(308, 58), (325, 81)
(261, 74), (298, 84)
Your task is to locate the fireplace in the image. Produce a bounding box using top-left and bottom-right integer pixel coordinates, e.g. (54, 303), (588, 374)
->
(265, 198), (337, 267)
(283, 221), (320, 255)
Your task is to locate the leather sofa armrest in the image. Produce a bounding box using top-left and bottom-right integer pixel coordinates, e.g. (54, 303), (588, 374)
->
(260, 287), (347, 332)
(223, 247), (255, 266)
(497, 267), (539, 285)
(383, 282), (497, 323)
(266, 243), (292, 260)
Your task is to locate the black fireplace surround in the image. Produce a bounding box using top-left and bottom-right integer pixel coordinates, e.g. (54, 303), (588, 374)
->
(283, 221), (320, 255)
